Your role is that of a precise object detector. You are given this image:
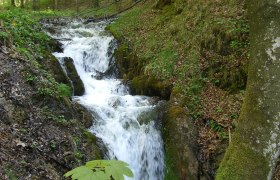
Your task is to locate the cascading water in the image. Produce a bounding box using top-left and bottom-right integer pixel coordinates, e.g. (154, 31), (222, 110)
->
(46, 20), (165, 180)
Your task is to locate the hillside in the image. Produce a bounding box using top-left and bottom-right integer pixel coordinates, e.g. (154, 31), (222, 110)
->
(107, 0), (248, 179)
(0, 9), (101, 179)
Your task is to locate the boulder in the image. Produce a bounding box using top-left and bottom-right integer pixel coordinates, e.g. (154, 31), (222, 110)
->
(163, 93), (199, 180)
(63, 57), (85, 96)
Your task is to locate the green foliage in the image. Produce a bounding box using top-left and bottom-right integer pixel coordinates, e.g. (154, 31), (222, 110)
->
(26, 73), (37, 83)
(0, 9), (50, 50)
(0, 31), (9, 39)
(38, 87), (55, 96)
(43, 107), (68, 124)
(108, 0), (248, 122)
(207, 120), (228, 139)
(50, 140), (57, 150)
(64, 160), (134, 180)
(36, 73), (71, 98)
(0, 9), (73, 99)
(57, 83), (71, 97)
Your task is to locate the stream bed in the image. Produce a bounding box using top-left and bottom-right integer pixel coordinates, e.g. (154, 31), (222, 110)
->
(46, 20), (165, 180)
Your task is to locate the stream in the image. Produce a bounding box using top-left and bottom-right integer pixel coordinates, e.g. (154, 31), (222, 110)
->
(46, 20), (165, 180)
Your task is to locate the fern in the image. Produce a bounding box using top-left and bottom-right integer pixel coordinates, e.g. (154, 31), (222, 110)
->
(64, 160), (134, 180)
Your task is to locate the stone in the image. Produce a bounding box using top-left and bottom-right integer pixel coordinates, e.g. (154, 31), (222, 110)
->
(63, 57), (85, 96)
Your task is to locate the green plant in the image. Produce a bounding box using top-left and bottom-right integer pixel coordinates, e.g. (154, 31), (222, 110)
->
(215, 107), (223, 113)
(50, 140), (57, 150)
(57, 83), (71, 97)
(64, 160), (134, 180)
(26, 73), (37, 83)
(37, 87), (55, 96)
(207, 120), (228, 139)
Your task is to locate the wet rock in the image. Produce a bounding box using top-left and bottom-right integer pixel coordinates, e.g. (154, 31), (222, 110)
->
(48, 38), (63, 53)
(63, 57), (85, 96)
(47, 55), (70, 86)
(92, 71), (104, 80)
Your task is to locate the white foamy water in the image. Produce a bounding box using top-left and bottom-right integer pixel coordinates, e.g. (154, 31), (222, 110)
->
(48, 20), (164, 180)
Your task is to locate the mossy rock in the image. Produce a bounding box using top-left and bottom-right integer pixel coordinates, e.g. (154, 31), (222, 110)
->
(43, 55), (70, 87)
(63, 57), (85, 96)
(72, 102), (93, 128)
(154, 0), (172, 9)
(48, 38), (63, 53)
(163, 103), (198, 180)
(130, 75), (171, 99)
(112, 40), (171, 98)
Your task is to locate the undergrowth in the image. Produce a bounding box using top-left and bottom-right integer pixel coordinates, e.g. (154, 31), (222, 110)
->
(108, 0), (248, 119)
(0, 8), (71, 98)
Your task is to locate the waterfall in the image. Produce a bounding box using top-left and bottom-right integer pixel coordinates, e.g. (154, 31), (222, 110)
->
(47, 20), (165, 180)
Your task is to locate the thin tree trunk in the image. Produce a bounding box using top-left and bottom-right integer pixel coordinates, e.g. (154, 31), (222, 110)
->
(11, 0), (15, 6)
(52, 0), (57, 10)
(20, 0), (24, 8)
(76, 0), (79, 13)
(32, 0), (36, 10)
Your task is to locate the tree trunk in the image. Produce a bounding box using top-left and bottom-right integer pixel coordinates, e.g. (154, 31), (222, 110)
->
(11, 0), (15, 6)
(216, 1), (280, 180)
(20, 0), (24, 8)
(32, 0), (36, 10)
(75, 0), (79, 13)
(92, 0), (99, 8)
(52, 0), (57, 10)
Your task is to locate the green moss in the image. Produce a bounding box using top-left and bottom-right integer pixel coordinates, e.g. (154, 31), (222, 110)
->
(216, 134), (269, 180)
(108, 0), (248, 119)
(83, 130), (97, 144)
(164, 142), (180, 180)
(64, 57), (85, 96)
(163, 105), (198, 179)
(163, 106), (184, 180)
(130, 75), (171, 99)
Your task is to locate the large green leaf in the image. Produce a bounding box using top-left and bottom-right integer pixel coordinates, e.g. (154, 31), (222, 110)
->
(105, 160), (134, 179)
(85, 160), (107, 169)
(64, 166), (91, 178)
(64, 160), (134, 180)
(64, 166), (108, 180)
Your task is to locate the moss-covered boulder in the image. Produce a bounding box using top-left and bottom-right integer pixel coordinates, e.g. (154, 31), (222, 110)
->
(130, 75), (171, 99)
(48, 38), (63, 53)
(163, 90), (198, 180)
(216, 1), (280, 179)
(63, 57), (85, 96)
(48, 55), (70, 85)
(113, 41), (172, 99)
(154, 0), (172, 9)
